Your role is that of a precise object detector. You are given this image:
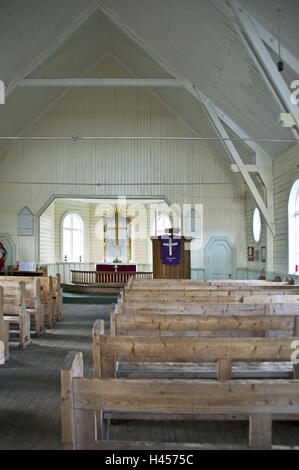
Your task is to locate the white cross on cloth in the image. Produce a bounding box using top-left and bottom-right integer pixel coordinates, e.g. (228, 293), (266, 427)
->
(163, 238), (178, 256)
(114, 264), (118, 272)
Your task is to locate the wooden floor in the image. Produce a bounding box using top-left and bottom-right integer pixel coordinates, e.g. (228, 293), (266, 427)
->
(1, 303), (299, 450)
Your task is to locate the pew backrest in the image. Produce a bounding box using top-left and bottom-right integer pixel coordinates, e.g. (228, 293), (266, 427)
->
(0, 286), (9, 363)
(111, 312), (299, 337)
(62, 351), (299, 450)
(92, 319), (299, 380)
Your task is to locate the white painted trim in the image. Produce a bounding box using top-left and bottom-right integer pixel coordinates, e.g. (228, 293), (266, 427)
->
(231, 164), (260, 173)
(61, 211), (85, 263)
(19, 78), (181, 88)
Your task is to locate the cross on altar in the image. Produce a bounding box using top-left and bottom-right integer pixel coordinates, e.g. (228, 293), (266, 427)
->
(163, 238), (178, 256)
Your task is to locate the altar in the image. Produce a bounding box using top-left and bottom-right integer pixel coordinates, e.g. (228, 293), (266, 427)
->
(95, 262), (137, 273)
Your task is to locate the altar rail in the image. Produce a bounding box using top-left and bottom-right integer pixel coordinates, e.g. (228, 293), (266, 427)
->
(71, 270), (153, 285)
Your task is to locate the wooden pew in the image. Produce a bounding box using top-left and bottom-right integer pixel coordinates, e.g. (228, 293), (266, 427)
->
(0, 278), (44, 336)
(110, 311), (299, 337)
(0, 286), (9, 363)
(2, 281), (31, 348)
(129, 279), (294, 288)
(52, 274), (63, 321)
(39, 276), (55, 327)
(61, 351), (299, 450)
(93, 320), (299, 380)
(0, 275), (58, 328)
(124, 287), (299, 298)
(116, 297), (267, 315)
(118, 300), (299, 315)
(127, 284), (299, 293)
(122, 292), (299, 304)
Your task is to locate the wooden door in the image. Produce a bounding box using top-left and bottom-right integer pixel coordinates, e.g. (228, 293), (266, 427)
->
(205, 236), (235, 280)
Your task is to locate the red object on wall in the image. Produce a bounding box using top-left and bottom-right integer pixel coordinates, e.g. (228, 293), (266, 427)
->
(0, 242), (7, 271)
(296, 265), (299, 273)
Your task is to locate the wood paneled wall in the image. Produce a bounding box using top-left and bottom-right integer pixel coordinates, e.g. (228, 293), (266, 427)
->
(0, 56), (247, 272)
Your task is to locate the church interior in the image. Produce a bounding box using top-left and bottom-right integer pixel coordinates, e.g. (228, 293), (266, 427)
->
(1, 0), (299, 453)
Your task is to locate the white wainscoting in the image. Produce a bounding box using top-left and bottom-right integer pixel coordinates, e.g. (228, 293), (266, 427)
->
(46, 262), (153, 284)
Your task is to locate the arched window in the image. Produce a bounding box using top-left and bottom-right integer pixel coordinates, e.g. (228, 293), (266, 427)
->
(19, 207), (34, 236)
(252, 208), (262, 243)
(288, 179), (299, 274)
(62, 213), (84, 262)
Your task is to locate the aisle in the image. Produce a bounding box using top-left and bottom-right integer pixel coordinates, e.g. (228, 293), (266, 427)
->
(0, 304), (110, 450)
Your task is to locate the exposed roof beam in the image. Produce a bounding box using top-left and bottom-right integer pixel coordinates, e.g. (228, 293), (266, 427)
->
(217, 0), (289, 114)
(228, 0), (299, 136)
(246, 10), (299, 76)
(233, 22), (285, 112)
(98, 1), (273, 166)
(98, 0), (276, 224)
(213, 104), (272, 165)
(6, 0), (101, 98)
(19, 78), (181, 88)
(230, 164), (262, 173)
(198, 93), (275, 236)
(219, 0), (299, 75)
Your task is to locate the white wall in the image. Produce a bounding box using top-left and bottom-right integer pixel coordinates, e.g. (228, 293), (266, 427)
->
(245, 188), (267, 275)
(0, 55), (247, 275)
(242, 143), (299, 281)
(273, 143), (299, 274)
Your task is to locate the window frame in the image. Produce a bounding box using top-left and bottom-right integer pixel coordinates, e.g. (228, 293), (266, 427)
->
(61, 212), (84, 262)
(18, 206), (34, 236)
(288, 179), (299, 274)
(252, 207), (262, 244)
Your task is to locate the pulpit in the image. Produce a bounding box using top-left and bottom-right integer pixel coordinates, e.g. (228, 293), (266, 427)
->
(150, 229), (192, 279)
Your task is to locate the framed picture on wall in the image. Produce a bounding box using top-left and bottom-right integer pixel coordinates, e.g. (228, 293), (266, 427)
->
(248, 246), (254, 262)
(261, 246), (266, 263)
(255, 249), (260, 261)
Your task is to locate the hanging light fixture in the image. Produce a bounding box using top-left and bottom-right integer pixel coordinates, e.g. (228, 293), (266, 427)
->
(276, 0), (284, 72)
